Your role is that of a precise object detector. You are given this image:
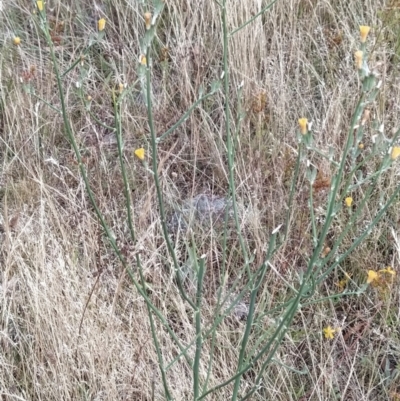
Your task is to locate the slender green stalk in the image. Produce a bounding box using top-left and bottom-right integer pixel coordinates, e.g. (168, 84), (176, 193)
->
(309, 183), (317, 247)
(144, 47), (196, 310)
(139, 259), (173, 401)
(317, 181), (400, 284)
(201, 319), (217, 395)
(87, 108), (116, 131)
(113, 93), (136, 242)
(157, 91), (217, 143)
(199, 292), (301, 400)
(231, 233), (276, 401)
(193, 258), (205, 400)
(318, 132), (400, 279)
(28, 92), (61, 113)
(221, 0), (249, 270)
(229, 0), (278, 36)
(283, 144), (302, 241)
(39, 13), (192, 368)
(231, 282), (258, 400)
(61, 45), (95, 78)
(308, 94), (366, 271)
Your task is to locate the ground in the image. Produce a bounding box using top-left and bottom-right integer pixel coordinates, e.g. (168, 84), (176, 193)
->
(0, 0), (400, 400)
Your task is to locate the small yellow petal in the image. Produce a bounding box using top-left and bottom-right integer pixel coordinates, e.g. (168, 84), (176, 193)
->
(13, 37), (21, 46)
(134, 148), (145, 161)
(391, 146), (400, 160)
(355, 50), (363, 69)
(345, 197), (353, 207)
(358, 143), (364, 149)
(367, 270), (378, 284)
(140, 54), (147, 66)
(298, 118), (308, 135)
(323, 326), (336, 340)
(359, 26), (371, 43)
(98, 18), (106, 32)
(36, 1), (44, 11)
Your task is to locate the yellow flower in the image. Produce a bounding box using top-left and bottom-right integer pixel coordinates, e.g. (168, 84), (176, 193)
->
(98, 18), (106, 32)
(118, 83), (124, 94)
(36, 1), (44, 11)
(336, 272), (351, 291)
(298, 118), (308, 135)
(359, 26), (371, 43)
(355, 50), (363, 69)
(358, 143), (364, 149)
(379, 266), (396, 276)
(13, 37), (21, 46)
(144, 12), (152, 30)
(134, 148), (145, 161)
(391, 146), (400, 160)
(367, 270), (379, 284)
(345, 197), (353, 207)
(323, 326), (336, 340)
(140, 55), (147, 66)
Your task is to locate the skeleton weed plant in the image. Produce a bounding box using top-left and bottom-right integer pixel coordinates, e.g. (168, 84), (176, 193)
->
(31, 0), (399, 399)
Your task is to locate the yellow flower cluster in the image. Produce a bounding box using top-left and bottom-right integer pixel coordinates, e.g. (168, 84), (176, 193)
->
(367, 267), (396, 287)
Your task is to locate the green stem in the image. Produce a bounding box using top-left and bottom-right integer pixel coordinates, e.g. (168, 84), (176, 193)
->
(193, 258), (205, 400)
(309, 94), (366, 272)
(229, 0), (278, 36)
(157, 91), (217, 143)
(221, 0), (249, 270)
(41, 15), (191, 367)
(317, 181), (400, 284)
(113, 94), (136, 242)
(139, 259), (173, 401)
(144, 47), (196, 310)
(283, 144), (302, 241)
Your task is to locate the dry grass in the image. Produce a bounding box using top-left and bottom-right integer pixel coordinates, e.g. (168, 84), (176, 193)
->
(1, 0), (400, 400)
